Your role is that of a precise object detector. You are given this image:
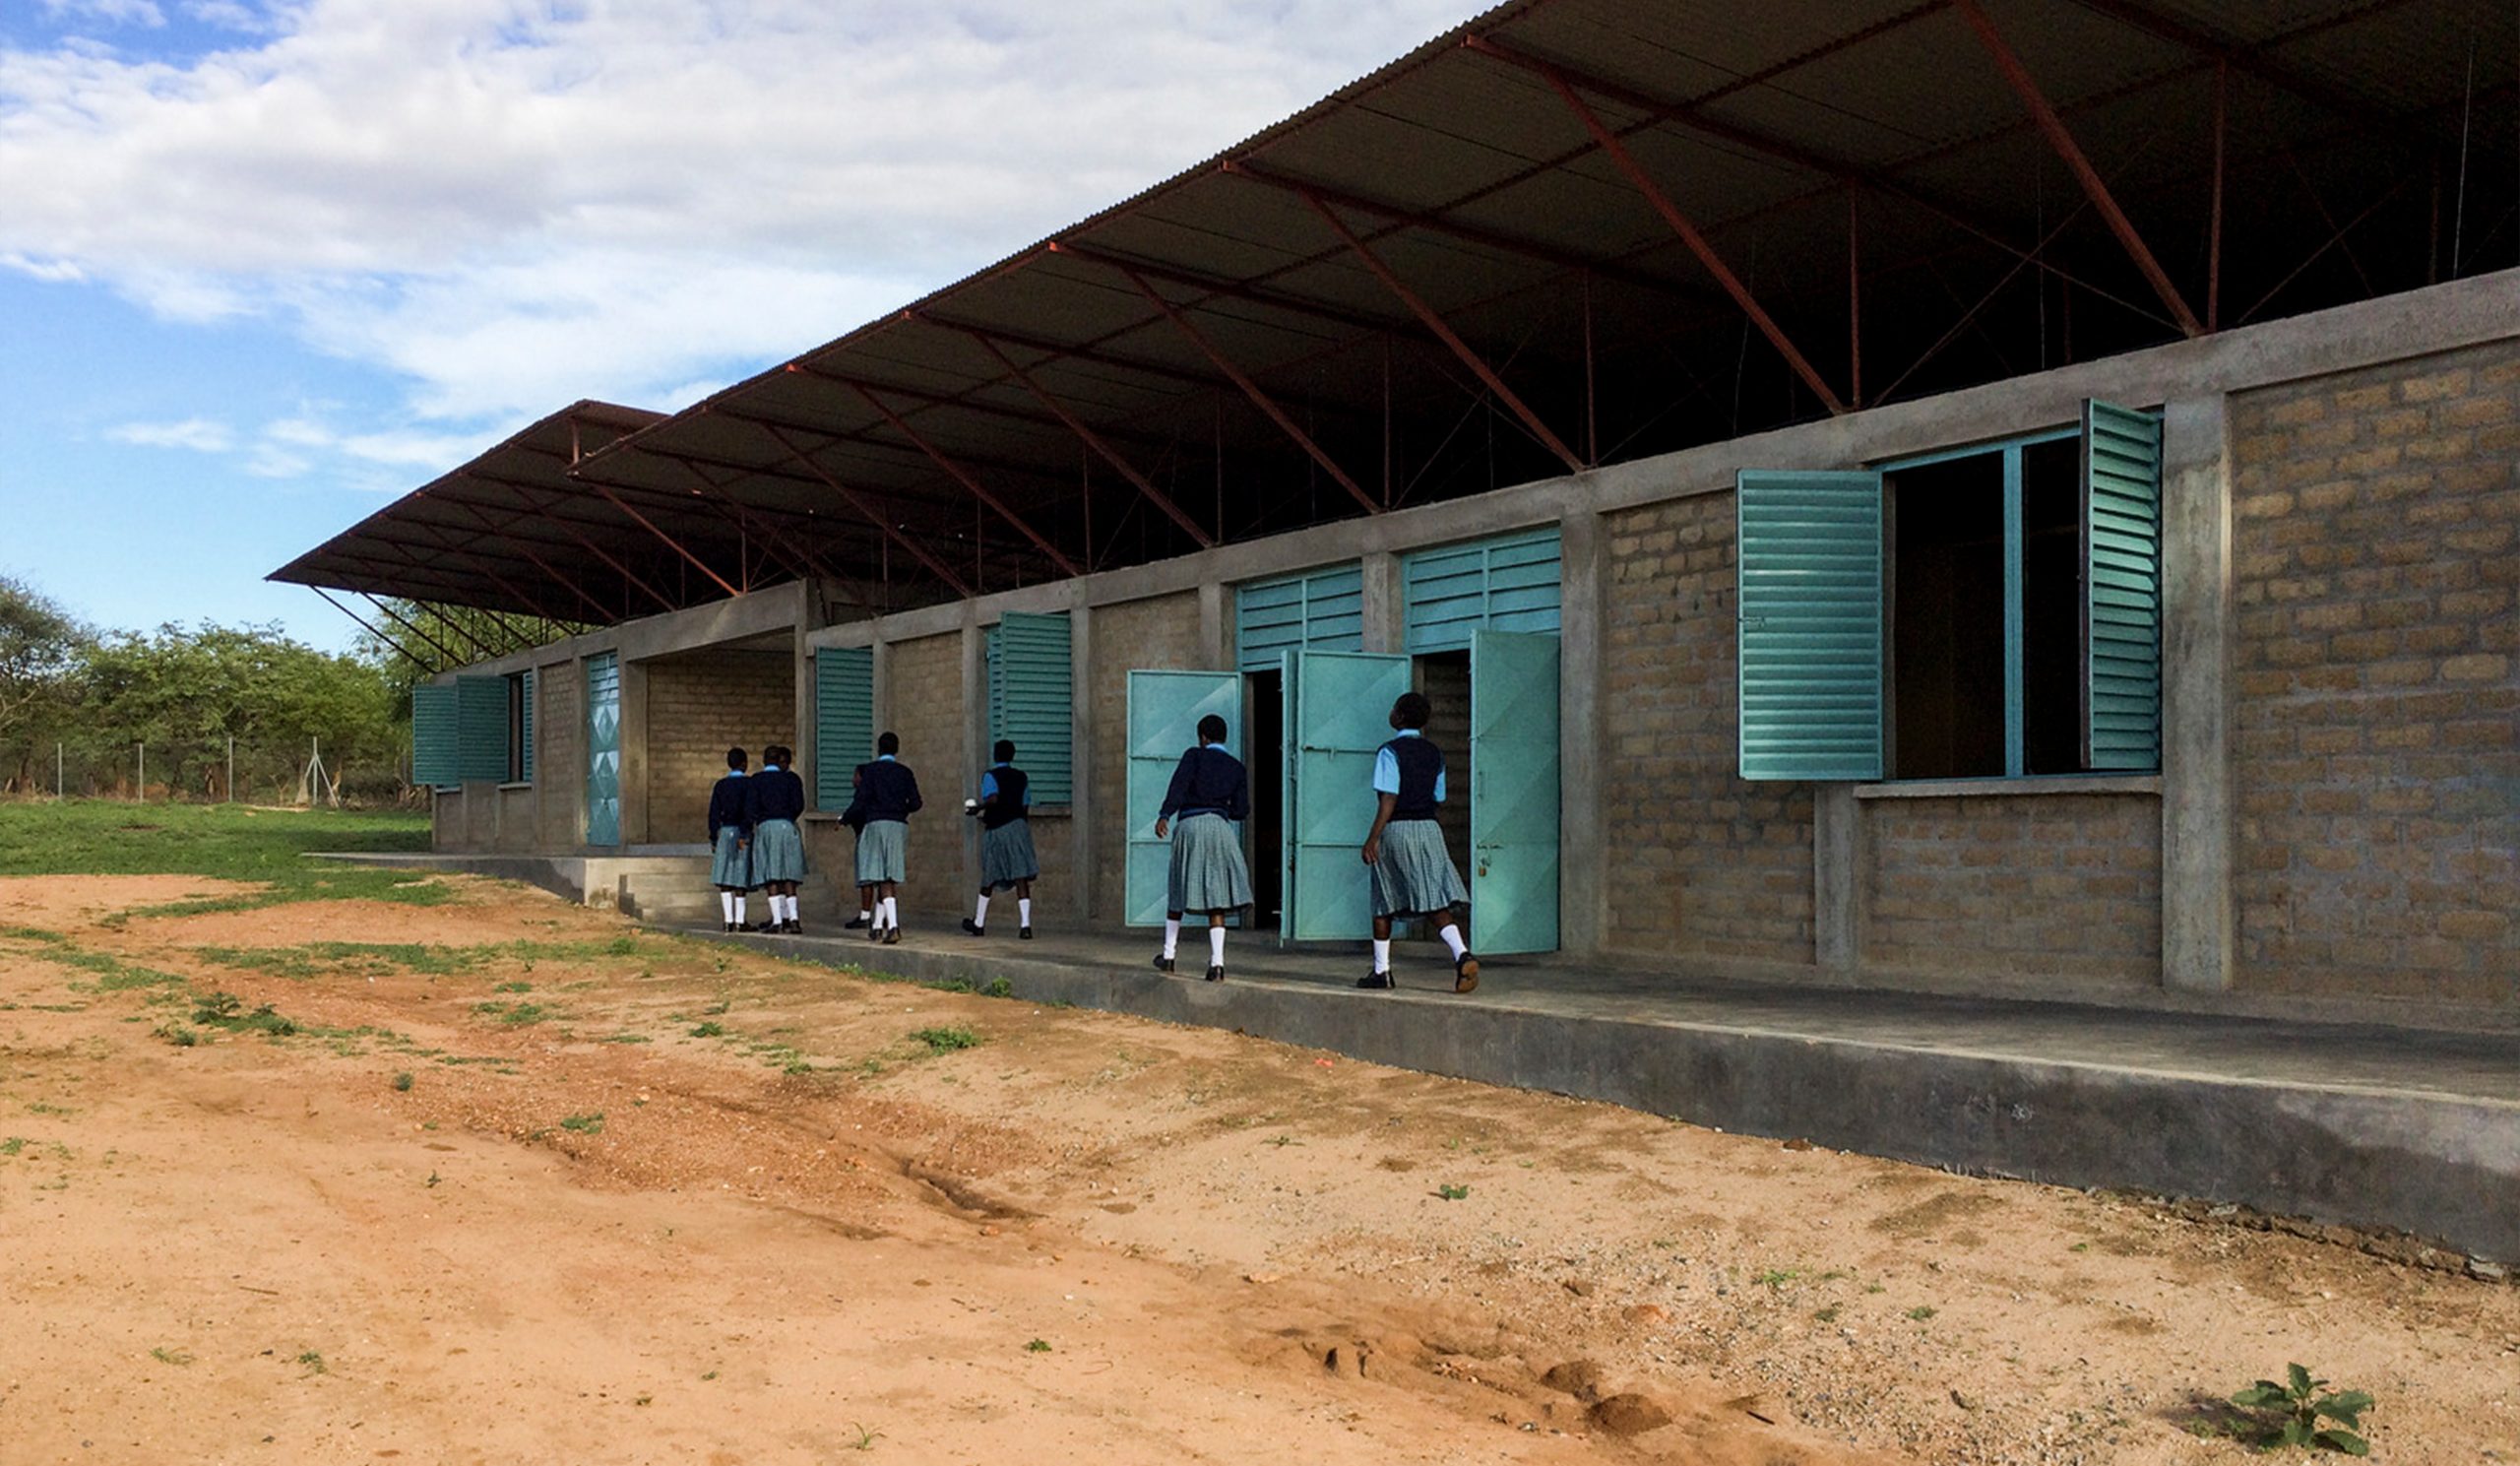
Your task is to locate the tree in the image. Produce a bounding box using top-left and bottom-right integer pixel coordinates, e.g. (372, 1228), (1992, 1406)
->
(0, 577), (89, 791)
(74, 622), (401, 798)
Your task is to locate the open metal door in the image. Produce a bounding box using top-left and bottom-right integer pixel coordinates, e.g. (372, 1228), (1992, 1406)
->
(1124, 669), (1241, 927)
(1282, 649), (1413, 942)
(1471, 629), (1560, 954)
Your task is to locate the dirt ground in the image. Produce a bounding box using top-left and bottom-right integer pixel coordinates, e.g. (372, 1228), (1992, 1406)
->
(1, 874), (2514, 1464)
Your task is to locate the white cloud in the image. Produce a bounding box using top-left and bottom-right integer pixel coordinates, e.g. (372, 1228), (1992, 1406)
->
(38, 0), (167, 29)
(108, 415), (235, 450)
(0, 0), (1476, 443)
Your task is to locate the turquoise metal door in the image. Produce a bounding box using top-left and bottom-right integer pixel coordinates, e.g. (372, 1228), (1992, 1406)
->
(1470, 629), (1560, 954)
(1124, 669), (1241, 927)
(1282, 649), (1412, 942)
(585, 653), (621, 848)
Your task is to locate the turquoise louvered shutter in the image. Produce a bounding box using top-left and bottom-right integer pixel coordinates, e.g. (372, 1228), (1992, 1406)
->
(1235, 565), (1363, 669)
(2083, 401), (2164, 772)
(988, 611), (1073, 803)
(518, 669), (536, 784)
(455, 675), (510, 783)
(1735, 470), (1884, 782)
(814, 646), (874, 809)
(411, 683), (460, 789)
(1403, 528), (1561, 653)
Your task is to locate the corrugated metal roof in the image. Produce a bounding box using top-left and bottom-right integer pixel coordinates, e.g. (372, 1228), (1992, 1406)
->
(278, 0), (2517, 625)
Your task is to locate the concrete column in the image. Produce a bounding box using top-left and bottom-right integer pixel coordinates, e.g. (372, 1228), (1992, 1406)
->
(1198, 581), (1229, 669)
(792, 598), (821, 810)
(1068, 602), (1096, 923)
(962, 613), (987, 901)
(617, 659), (649, 847)
(1813, 784), (1859, 974)
(2161, 395), (2236, 992)
(1360, 551), (1403, 654)
(870, 637), (892, 744)
(1556, 510), (1606, 956)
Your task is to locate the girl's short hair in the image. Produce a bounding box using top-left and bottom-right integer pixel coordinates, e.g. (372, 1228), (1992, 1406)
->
(993, 738), (1016, 763)
(1196, 714), (1228, 744)
(725, 746), (749, 770)
(1392, 692), (1431, 730)
(877, 731), (900, 756)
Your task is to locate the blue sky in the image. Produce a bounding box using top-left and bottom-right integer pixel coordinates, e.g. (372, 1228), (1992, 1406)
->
(0, 0), (1472, 652)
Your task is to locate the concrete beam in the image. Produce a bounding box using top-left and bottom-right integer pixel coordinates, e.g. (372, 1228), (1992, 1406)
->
(2161, 396), (2236, 992)
(618, 659), (650, 846)
(963, 612), (987, 902)
(805, 268), (2520, 655)
(1069, 602), (1096, 924)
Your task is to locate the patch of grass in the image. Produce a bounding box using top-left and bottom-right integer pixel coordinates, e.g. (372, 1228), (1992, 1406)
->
(391, 1071), (414, 1092)
(599, 1032), (652, 1045)
(0, 1136), (26, 1156)
(0, 924), (66, 942)
(689, 1021), (724, 1038)
(911, 1026), (979, 1054)
(981, 978), (1014, 998)
(471, 1001), (550, 1026)
(559, 1112), (604, 1135)
(1437, 1183), (1470, 1201)
(150, 1347), (194, 1367)
(1753, 1267), (1801, 1291)
(493, 980), (533, 992)
(1024, 1338), (1051, 1354)
(843, 1422), (880, 1450)
(1906, 1306), (1937, 1322)
(153, 1022), (201, 1047)
(39, 947), (185, 991)
(0, 802), (429, 894)
(1812, 1305), (1842, 1324)
(295, 1350), (327, 1376)
(189, 991), (297, 1036)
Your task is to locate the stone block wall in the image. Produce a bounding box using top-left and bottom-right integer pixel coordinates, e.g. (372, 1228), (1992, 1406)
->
(1599, 492), (1816, 963)
(1860, 794), (2162, 986)
(880, 631), (968, 915)
(644, 651), (794, 847)
(535, 656), (583, 848)
(1087, 593), (1205, 923)
(2229, 340), (2518, 1007)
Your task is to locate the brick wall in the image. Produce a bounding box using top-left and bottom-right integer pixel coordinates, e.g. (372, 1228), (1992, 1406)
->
(1861, 795), (2161, 986)
(644, 652), (793, 846)
(1416, 653), (1475, 889)
(2230, 339), (2520, 1006)
(535, 657), (582, 848)
(1087, 593), (1205, 922)
(880, 631), (966, 916)
(1600, 493), (1816, 963)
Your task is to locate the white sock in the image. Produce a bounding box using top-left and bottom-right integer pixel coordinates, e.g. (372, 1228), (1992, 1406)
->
(1017, 898), (1031, 927)
(720, 891), (735, 923)
(1163, 919), (1180, 959)
(782, 895), (798, 923)
(1372, 938), (1391, 973)
(734, 895), (748, 925)
(881, 896), (899, 929)
(1440, 924), (1469, 960)
(858, 902), (872, 922)
(974, 894), (990, 925)
(1208, 925), (1226, 966)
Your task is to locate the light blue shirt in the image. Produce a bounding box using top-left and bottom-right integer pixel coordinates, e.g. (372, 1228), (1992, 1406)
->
(979, 764), (1031, 807)
(1371, 729), (1445, 802)
(875, 753), (895, 762)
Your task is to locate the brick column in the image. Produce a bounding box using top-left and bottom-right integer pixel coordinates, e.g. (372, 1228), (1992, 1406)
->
(1556, 511), (1606, 955)
(2161, 395), (2236, 992)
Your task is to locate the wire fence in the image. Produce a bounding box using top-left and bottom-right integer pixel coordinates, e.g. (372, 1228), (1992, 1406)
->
(0, 736), (422, 808)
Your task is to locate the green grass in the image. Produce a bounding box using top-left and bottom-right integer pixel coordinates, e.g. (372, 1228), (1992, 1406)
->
(0, 800), (434, 916)
(911, 1026), (979, 1054)
(558, 1112), (604, 1135)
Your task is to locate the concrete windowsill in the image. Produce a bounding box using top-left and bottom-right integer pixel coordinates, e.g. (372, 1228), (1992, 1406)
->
(1853, 774), (2163, 800)
(497, 781), (534, 793)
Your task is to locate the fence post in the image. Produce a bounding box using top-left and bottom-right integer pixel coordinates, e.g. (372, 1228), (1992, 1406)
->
(137, 742), (145, 803)
(55, 742), (62, 800)
(227, 735), (235, 803)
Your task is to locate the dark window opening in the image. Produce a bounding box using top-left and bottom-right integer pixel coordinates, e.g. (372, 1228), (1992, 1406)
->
(1888, 456), (2005, 780)
(505, 672), (528, 784)
(2022, 436), (2084, 775)
(1244, 668), (1285, 932)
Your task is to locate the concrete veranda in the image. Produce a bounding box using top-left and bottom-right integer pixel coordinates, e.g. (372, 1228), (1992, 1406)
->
(677, 918), (2520, 1265)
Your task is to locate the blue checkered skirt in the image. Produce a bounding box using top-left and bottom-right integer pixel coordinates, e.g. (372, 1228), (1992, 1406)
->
(980, 820), (1039, 889)
(1166, 812), (1252, 914)
(1370, 819), (1469, 918)
(750, 817), (805, 884)
(710, 827), (753, 889)
(852, 818), (906, 885)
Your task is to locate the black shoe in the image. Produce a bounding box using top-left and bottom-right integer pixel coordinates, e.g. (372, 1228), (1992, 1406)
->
(868, 924), (883, 942)
(788, 921), (804, 936)
(961, 918), (985, 937)
(883, 926), (901, 945)
(1453, 952), (1480, 994)
(723, 922), (736, 933)
(1018, 926), (1034, 940)
(844, 915), (871, 930)
(1358, 971), (1396, 989)
(1152, 954), (1176, 974)
(1205, 965), (1226, 983)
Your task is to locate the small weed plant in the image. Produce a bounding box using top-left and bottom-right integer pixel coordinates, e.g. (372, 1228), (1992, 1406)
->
(1437, 1183), (1470, 1201)
(1024, 1338), (1051, 1353)
(912, 1026), (978, 1054)
(559, 1113), (605, 1135)
(2226, 1365), (2372, 1455)
(192, 992), (297, 1037)
(391, 1071), (413, 1092)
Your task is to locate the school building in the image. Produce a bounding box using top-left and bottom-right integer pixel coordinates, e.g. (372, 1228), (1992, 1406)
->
(278, 0), (2518, 1022)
